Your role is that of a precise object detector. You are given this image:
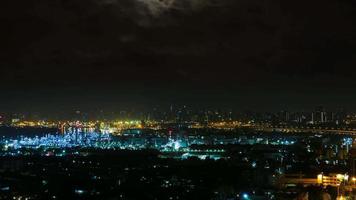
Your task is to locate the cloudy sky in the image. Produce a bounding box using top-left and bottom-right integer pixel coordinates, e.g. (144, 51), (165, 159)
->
(1, 0), (356, 113)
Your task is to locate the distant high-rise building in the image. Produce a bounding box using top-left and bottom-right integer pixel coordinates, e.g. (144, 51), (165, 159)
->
(312, 106), (327, 124)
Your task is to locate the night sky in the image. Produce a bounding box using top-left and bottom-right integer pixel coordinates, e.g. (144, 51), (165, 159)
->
(1, 0), (356, 113)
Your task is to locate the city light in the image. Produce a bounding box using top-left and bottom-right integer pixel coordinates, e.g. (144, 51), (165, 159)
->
(242, 193), (249, 200)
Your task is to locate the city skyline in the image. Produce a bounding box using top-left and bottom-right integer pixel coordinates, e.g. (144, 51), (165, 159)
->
(1, 0), (356, 199)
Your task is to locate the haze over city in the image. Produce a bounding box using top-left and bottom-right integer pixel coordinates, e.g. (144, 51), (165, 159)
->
(1, 0), (356, 114)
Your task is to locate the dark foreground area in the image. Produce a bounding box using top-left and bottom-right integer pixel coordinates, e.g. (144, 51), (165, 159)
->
(0, 149), (343, 200)
(2, 150), (252, 200)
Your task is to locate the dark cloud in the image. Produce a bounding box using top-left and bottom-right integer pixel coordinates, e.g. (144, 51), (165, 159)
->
(0, 0), (356, 111)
